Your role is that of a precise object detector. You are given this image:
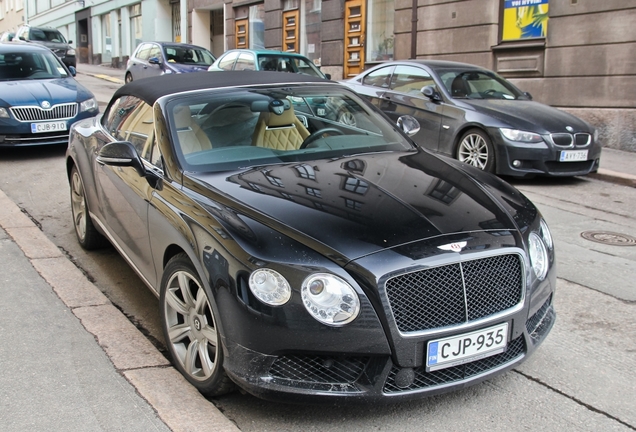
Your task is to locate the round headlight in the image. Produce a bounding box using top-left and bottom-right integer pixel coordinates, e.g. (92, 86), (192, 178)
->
(248, 268), (291, 306)
(528, 232), (548, 280)
(301, 274), (360, 326)
(539, 219), (553, 250)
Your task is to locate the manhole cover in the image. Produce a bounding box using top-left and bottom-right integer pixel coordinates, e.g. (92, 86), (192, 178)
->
(581, 231), (636, 246)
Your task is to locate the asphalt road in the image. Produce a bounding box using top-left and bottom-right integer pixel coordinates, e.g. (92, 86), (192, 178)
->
(0, 72), (633, 431)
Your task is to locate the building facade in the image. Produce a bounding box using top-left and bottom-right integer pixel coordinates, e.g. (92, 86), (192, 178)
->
(4, 0), (634, 152)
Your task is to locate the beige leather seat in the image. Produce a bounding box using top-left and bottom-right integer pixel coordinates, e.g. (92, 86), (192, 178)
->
(251, 103), (310, 151)
(174, 105), (212, 154)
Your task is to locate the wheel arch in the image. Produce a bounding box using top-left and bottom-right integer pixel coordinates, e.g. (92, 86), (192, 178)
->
(451, 123), (493, 156)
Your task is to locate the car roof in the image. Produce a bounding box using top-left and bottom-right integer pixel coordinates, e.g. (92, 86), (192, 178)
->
(0, 41), (52, 53)
(224, 49), (312, 59)
(140, 41), (209, 50)
(113, 70), (332, 105)
(375, 59), (485, 70)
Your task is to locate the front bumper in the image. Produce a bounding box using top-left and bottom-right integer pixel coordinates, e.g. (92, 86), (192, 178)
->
(490, 128), (602, 177)
(0, 112), (95, 147)
(222, 298), (555, 404)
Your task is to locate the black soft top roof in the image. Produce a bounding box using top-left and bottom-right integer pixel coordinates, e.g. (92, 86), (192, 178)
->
(113, 71), (332, 105)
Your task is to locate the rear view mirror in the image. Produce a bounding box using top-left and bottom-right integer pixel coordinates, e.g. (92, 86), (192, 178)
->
(421, 85), (442, 102)
(397, 115), (420, 137)
(97, 141), (146, 178)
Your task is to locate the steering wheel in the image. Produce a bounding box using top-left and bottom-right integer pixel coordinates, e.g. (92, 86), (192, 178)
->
(300, 128), (344, 149)
(484, 89), (498, 97)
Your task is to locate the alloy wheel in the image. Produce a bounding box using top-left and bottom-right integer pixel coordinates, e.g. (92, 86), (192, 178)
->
(163, 270), (219, 381)
(458, 132), (491, 170)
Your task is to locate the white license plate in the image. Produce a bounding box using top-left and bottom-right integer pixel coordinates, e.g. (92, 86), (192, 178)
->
(559, 150), (588, 162)
(31, 121), (67, 134)
(426, 323), (508, 371)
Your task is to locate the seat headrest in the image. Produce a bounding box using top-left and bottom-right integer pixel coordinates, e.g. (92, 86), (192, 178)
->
(266, 106), (297, 127)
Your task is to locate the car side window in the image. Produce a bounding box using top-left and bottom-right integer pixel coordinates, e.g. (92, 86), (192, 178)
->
(102, 96), (143, 141)
(391, 66), (435, 95)
(235, 52), (255, 71)
(148, 45), (161, 61)
(362, 66), (394, 88)
(135, 43), (152, 61)
(218, 52), (239, 70)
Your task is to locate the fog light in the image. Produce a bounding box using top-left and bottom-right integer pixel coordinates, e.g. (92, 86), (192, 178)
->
(513, 160), (521, 167)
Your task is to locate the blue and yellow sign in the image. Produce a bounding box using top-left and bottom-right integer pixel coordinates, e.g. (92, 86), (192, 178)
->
(503, 0), (549, 41)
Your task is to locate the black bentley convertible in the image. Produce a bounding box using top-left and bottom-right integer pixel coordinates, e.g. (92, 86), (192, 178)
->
(66, 72), (555, 403)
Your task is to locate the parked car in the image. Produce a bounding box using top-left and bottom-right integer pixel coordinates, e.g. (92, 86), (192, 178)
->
(0, 31), (15, 42)
(0, 42), (98, 147)
(344, 60), (601, 178)
(66, 71), (555, 403)
(125, 42), (215, 83)
(14, 25), (76, 68)
(208, 49), (330, 79)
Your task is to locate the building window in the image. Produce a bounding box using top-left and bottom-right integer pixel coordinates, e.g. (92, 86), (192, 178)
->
(300, 0), (321, 63)
(342, 176), (368, 195)
(249, 4), (265, 49)
(366, 0), (394, 62)
(262, 170), (284, 187)
(305, 186), (321, 198)
(130, 4), (142, 52)
(344, 198), (362, 211)
(501, 0), (549, 41)
(295, 164), (316, 180)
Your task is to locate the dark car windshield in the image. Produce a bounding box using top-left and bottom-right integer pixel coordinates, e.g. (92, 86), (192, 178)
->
(436, 68), (527, 100)
(163, 45), (215, 66)
(29, 28), (67, 43)
(0, 51), (70, 80)
(258, 55), (325, 78)
(166, 86), (413, 173)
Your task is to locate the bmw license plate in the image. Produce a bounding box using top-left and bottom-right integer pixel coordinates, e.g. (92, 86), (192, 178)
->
(426, 322), (508, 372)
(559, 150), (588, 162)
(31, 121), (67, 134)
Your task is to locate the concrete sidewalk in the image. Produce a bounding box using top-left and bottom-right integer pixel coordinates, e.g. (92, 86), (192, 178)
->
(0, 188), (239, 431)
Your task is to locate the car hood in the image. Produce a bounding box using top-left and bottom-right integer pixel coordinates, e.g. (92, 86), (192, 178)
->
(461, 99), (592, 134)
(29, 40), (70, 52)
(0, 78), (92, 107)
(188, 150), (534, 263)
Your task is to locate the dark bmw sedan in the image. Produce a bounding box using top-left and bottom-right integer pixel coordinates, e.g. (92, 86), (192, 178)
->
(0, 42), (98, 147)
(344, 60), (601, 178)
(66, 72), (555, 403)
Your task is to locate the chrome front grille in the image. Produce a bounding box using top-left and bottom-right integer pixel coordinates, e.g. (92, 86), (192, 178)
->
(385, 254), (523, 333)
(549, 132), (591, 148)
(10, 103), (77, 122)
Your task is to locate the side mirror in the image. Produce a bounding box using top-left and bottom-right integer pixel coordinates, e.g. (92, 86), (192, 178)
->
(524, 91), (533, 100)
(397, 115), (420, 137)
(68, 40), (73, 44)
(325, 73), (332, 80)
(68, 65), (77, 77)
(96, 141), (146, 178)
(421, 85), (442, 102)
(148, 57), (161, 65)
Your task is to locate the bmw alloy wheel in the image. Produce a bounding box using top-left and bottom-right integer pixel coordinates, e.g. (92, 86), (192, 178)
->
(457, 129), (495, 172)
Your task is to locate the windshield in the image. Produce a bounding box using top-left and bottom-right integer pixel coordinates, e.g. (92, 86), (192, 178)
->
(163, 45), (215, 66)
(257, 55), (325, 78)
(166, 85), (413, 173)
(436, 68), (527, 100)
(30, 28), (67, 43)
(0, 51), (70, 80)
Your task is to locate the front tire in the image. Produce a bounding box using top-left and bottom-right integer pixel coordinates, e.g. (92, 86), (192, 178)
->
(125, 72), (133, 83)
(160, 253), (234, 397)
(456, 129), (495, 173)
(70, 165), (107, 250)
